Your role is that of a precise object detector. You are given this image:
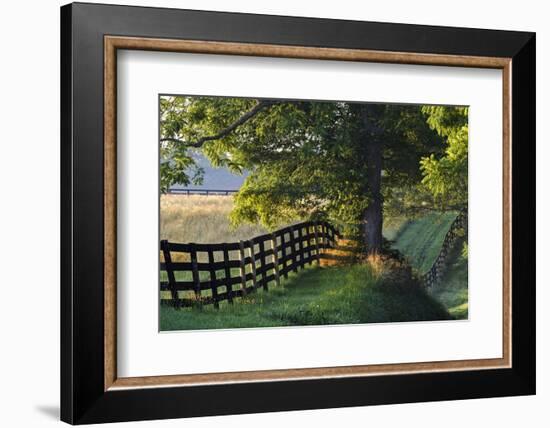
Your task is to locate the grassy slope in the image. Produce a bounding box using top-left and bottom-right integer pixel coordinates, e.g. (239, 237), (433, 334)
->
(389, 212), (457, 272)
(386, 213), (468, 319)
(160, 264), (450, 331)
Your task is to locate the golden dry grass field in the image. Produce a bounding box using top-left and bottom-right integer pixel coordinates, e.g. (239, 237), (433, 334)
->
(160, 194), (268, 245)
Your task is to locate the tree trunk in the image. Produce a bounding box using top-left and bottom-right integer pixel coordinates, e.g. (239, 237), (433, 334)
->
(360, 106), (384, 253)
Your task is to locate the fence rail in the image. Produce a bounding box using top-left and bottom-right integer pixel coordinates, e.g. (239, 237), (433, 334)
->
(167, 188), (238, 196)
(160, 221), (340, 308)
(421, 210), (468, 288)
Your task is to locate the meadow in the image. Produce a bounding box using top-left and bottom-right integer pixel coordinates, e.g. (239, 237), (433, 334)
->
(159, 98), (469, 330)
(160, 194), (268, 244)
(159, 195), (466, 329)
(160, 261), (450, 331)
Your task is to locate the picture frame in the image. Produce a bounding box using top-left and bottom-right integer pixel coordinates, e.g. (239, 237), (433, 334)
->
(60, 2), (535, 424)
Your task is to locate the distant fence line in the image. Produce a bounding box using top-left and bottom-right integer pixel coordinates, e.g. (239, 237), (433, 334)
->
(160, 221), (340, 309)
(421, 210), (468, 288)
(167, 188), (238, 196)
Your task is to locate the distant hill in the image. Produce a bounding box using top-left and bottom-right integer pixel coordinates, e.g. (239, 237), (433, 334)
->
(169, 153), (247, 191)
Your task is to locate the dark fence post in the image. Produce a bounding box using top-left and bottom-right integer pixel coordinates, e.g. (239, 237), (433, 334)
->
(313, 221), (321, 264)
(289, 226), (298, 273)
(238, 240), (247, 296)
(258, 239), (268, 291)
(223, 244), (233, 304)
(280, 232), (289, 279)
(160, 240), (180, 308)
(207, 247), (219, 309)
(306, 224), (313, 265)
(249, 239), (258, 289)
(297, 226), (305, 268)
(271, 233), (281, 287)
(190, 245), (201, 306)
(330, 223), (336, 246)
(326, 222), (334, 247)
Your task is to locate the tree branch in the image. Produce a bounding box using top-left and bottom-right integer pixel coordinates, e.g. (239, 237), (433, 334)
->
(160, 100), (279, 148)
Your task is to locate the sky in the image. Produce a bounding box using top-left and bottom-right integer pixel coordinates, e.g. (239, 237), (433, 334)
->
(169, 153), (247, 191)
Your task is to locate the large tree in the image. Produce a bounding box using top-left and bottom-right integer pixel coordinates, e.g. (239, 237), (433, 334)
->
(160, 96), (463, 253)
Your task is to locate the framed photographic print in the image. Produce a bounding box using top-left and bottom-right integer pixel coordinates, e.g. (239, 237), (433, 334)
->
(60, 2), (536, 424)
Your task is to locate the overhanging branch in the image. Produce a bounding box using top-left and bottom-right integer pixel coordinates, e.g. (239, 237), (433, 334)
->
(160, 99), (280, 148)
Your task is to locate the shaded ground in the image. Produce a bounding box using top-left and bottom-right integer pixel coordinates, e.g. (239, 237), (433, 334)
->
(387, 213), (468, 320)
(160, 263), (449, 331)
(430, 237), (468, 319)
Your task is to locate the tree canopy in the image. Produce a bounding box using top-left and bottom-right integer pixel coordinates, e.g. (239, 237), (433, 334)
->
(160, 96), (468, 252)
(420, 105), (468, 208)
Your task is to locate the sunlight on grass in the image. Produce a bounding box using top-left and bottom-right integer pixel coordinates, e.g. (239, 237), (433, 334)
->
(160, 261), (450, 331)
(448, 303), (468, 319)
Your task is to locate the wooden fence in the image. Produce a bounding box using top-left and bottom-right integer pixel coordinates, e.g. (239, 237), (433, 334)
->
(421, 210), (468, 288)
(167, 188), (238, 196)
(160, 221), (340, 308)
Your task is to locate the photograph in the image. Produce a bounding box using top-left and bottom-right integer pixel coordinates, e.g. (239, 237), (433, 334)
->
(158, 95), (469, 331)
(55, 2), (536, 424)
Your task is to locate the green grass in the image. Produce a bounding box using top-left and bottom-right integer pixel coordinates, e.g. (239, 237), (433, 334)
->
(387, 212), (468, 320)
(389, 212), (458, 272)
(160, 264), (450, 331)
(161, 209), (467, 329)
